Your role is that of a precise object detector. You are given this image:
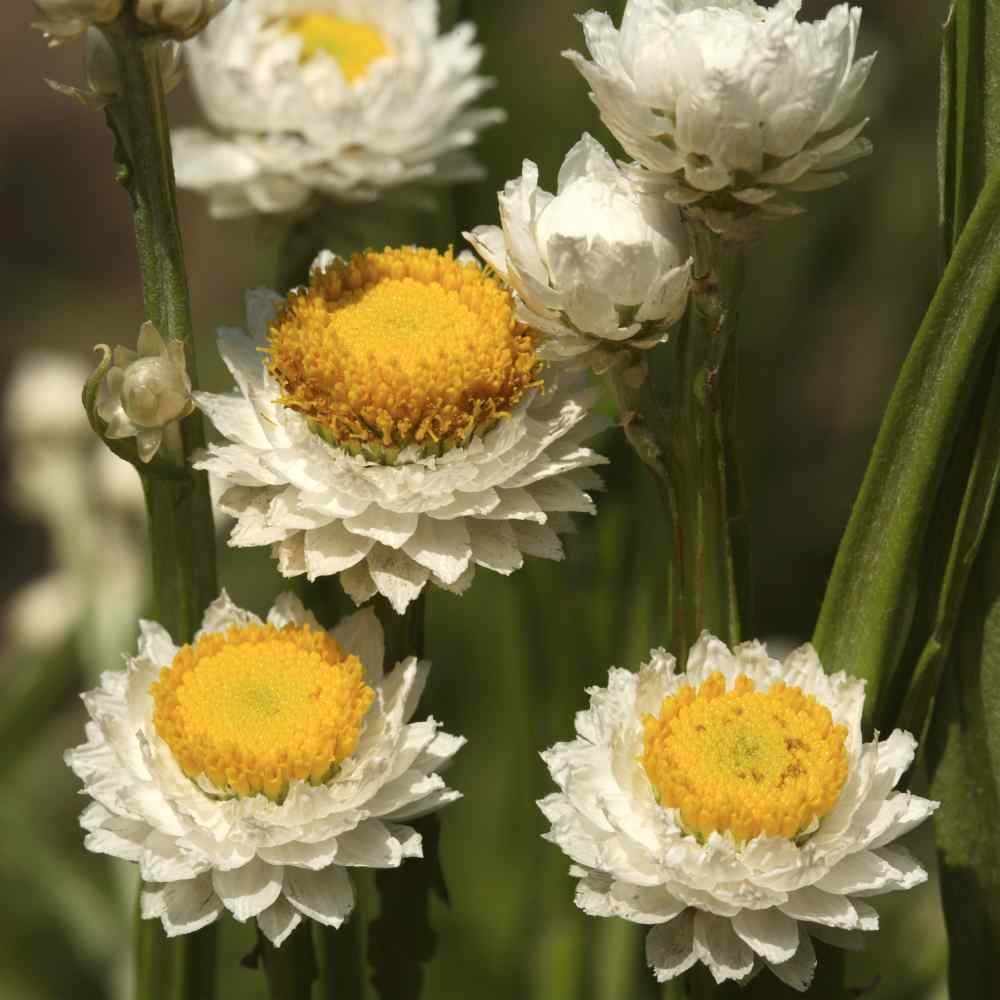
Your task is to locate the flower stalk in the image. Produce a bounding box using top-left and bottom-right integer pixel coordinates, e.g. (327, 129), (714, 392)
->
(609, 223), (746, 656)
(96, 10), (218, 998)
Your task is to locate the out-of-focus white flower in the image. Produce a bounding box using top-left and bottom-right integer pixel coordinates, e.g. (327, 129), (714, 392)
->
(466, 134), (691, 371)
(5, 352), (90, 441)
(172, 0), (505, 218)
(134, 0), (230, 39)
(96, 321), (194, 463)
(540, 634), (937, 991)
(66, 592), (464, 944)
(4, 571), (83, 651)
(33, 0), (123, 45)
(193, 247), (607, 613)
(565, 0), (874, 235)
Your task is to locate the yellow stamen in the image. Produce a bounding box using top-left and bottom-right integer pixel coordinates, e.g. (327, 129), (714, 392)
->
(285, 13), (390, 81)
(642, 672), (848, 842)
(268, 247), (543, 458)
(152, 623), (374, 801)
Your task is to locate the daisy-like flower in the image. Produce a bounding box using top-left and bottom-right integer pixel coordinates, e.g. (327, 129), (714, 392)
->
(540, 634), (937, 991)
(65, 592), (463, 944)
(193, 247), (607, 613)
(172, 0), (505, 218)
(565, 0), (875, 235)
(465, 133), (691, 372)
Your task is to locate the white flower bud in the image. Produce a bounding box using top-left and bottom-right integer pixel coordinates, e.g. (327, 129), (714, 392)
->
(566, 0), (875, 236)
(466, 134), (691, 371)
(95, 321), (194, 463)
(32, 1), (123, 44)
(133, 0), (230, 40)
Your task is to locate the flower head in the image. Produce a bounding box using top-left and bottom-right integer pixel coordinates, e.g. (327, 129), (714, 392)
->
(95, 320), (194, 463)
(540, 634), (936, 991)
(65, 592), (463, 943)
(565, 0), (875, 236)
(193, 247), (607, 612)
(466, 134), (691, 371)
(172, 0), (505, 217)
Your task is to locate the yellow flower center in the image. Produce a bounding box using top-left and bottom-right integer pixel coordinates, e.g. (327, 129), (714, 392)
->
(152, 622), (375, 801)
(268, 247), (543, 460)
(642, 672), (848, 842)
(285, 13), (390, 81)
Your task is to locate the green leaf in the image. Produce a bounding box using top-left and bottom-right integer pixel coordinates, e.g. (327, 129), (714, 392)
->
(812, 166), (1000, 721)
(927, 500), (1000, 994)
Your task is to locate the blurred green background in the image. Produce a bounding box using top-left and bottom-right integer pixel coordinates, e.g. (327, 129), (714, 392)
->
(0, 1), (949, 997)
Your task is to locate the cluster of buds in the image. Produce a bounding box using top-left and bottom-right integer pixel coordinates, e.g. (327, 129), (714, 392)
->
(33, 0), (228, 45)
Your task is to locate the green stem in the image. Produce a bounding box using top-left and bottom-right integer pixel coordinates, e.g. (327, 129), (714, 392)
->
(609, 224), (745, 656)
(316, 904), (365, 1000)
(259, 925), (318, 999)
(101, 13), (218, 999)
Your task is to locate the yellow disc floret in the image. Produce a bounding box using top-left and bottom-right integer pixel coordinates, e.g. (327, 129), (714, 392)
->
(268, 247), (543, 458)
(152, 622), (375, 801)
(642, 672), (849, 843)
(286, 14), (390, 81)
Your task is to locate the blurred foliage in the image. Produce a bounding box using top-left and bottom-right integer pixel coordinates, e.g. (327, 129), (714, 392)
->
(0, 1), (951, 998)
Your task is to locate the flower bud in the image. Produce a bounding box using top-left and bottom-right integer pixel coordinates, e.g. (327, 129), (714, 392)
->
(95, 321), (194, 463)
(32, 1), (123, 44)
(133, 0), (230, 40)
(466, 134), (691, 371)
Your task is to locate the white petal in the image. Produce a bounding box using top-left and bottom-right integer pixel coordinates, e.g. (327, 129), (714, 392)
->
(468, 520), (524, 574)
(367, 546), (431, 613)
(195, 391), (269, 449)
(341, 559), (378, 606)
(258, 838), (339, 872)
(304, 522), (374, 580)
(401, 516), (472, 585)
(212, 858), (284, 922)
(137, 620), (178, 666)
(197, 589), (261, 637)
(692, 912), (754, 984)
(646, 911), (697, 983)
(766, 929), (816, 992)
(780, 887), (859, 929)
(732, 908), (800, 964)
(334, 820), (407, 868)
(331, 606), (385, 682)
(511, 521), (565, 561)
(266, 592), (320, 630)
(285, 865), (355, 928)
(139, 831), (208, 883)
(343, 508), (419, 548)
(257, 897), (303, 947)
(142, 875), (222, 938)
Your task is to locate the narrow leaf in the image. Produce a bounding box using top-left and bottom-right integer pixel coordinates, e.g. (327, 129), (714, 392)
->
(812, 166), (1000, 720)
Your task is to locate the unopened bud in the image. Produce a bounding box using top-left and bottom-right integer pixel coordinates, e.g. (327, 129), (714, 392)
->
(95, 321), (194, 463)
(133, 0), (230, 40)
(32, 1), (123, 45)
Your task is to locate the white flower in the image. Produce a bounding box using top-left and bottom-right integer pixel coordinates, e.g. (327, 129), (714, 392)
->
(96, 321), (194, 463)
(5, 351), (90, 441)
(467, 134), (691, 371)
(65, 592), (464, 944)
(565, 0), (874, 232)
(33, 1), (123, 45)
(172, 0), (505, 218)
(134, 0), (230, 39)
(540, 634), (937, 991)
(193, 246), (608, 613)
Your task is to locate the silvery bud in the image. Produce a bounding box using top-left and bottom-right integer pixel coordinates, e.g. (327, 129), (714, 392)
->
(95, 321), (194, 463)
(466, 134), (691, 372)
(32, 1), (123, 45)
(134, 0), (230, 40)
